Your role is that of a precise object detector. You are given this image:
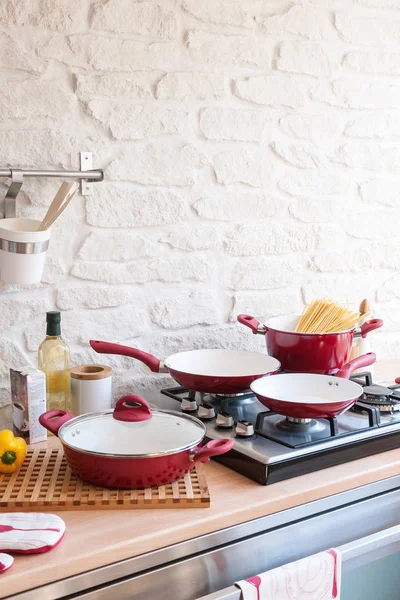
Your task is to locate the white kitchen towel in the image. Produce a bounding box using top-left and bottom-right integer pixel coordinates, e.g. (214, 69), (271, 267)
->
(0, 513), (66, 554)
(0, 553), (13, 574)
(235, 549), (341, 600)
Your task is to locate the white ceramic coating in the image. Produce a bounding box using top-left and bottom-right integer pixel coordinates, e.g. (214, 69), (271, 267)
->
(164, 349), (280, 377)
(264, 314), (354, 335)
(250, 373), (363, 404)
(60, 409), (205, 457)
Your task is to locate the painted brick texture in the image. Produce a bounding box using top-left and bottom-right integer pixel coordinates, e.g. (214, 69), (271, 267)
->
(0, 0), (397, 405)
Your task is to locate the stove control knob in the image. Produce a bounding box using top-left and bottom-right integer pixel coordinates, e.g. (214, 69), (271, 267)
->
(181, 398), (198, 413)
(198, 403), (216, 420)
(216, 411), (234, 429)
(235, 420), (254, 438)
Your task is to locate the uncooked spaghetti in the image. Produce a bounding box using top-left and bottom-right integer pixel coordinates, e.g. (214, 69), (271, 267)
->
(295, 298), (366, 333)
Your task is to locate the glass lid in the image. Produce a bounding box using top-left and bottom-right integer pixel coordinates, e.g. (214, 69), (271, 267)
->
(59, 396), (205, 458)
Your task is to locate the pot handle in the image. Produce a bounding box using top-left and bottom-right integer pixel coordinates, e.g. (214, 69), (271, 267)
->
(356, 318), (384, 339)
(237, 314), (267, 335)
(90, 340), (164, 373)
(336, 352), (376, 379)
(190, 439), (234, 463)
(113, 395), (152, 422)
(39, 410), (75, 436)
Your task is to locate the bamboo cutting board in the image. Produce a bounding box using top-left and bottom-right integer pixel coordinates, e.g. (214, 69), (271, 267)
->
(0, 447), (210, 511)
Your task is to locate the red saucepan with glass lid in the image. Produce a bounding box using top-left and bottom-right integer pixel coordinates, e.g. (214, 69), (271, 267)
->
(250, 352), (376, 419)
(237, 313), (383, 374)
(89, 340), (281, 394)
(39, 395), (234, 489)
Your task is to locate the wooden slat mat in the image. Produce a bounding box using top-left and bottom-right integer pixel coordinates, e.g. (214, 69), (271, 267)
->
(0, 447), (210, 511)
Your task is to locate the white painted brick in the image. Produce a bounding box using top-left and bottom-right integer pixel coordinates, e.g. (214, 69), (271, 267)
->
(312, 241), (400, 275)
(359, 179), (400, 207)
(314, 225), (348, 252)
(229, 257), (302, 291)
(90, 1), (177, 38)
(0, 0), (85, 31)
(0, 340), (31, 379)
(199, 108), (270, 142)
(344, 51), (400, 76)
(0, 389), (11, 408)
(289, 198), (348, 224)
(224, 224), (315, 256)
(335, 12), (400, 46)
(71, 256), (214, 285)
(355, 0), (400, 7)
(76, 73), (156, 99)
(78, 231), (159, 261)
(136, 326), (265, 359)
(150, 292), (219, 329)
(278, 170), (349, 197)
(256, 5), (329, 41)
(193, 193), (279, 221)
(345, 115), (400, 140)
(25, 306), (148, 349)
(280, 113), (344, 142)
(272, 141), (327, 169)
(311, 80), (400, 109)
(331, 142), (400, 174)
(378, 272), (400, 301)
(0, 290), (52, 331)
(303, 273), (387, 305)
(0, 79), (75, 121)
(372, 307), (400, 332)
(85, 99), (189, 140)
(156, 72), (227, 102)
(56, 286), (136, 310)
(160, 225), (220, 251)
(42, 257), (68, 285)
(277, 41), (332, 77)
(0, 32), (44, 73)
(0, 129), (92, 170)
(39, 34), (182, 71)
(86, 184), (187, 228)
(373, 333), (400, 360)
(187, 30), (271, 67)
(183, 0), (255, 28)
(231, 290), (304, 322)
(212, 148), (273, 187)
(107, 144), (206, 187)
(235, 76), (305, 108)
(344, 209), (400, 239)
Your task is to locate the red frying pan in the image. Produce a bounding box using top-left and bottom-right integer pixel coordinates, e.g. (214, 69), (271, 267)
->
(89, 340), (281, 394)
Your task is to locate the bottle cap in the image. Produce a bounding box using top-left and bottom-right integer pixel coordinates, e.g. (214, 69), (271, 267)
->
(46, 311), (61, 323)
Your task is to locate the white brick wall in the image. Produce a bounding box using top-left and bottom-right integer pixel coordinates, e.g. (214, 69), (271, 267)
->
(0, 0), (398, 406)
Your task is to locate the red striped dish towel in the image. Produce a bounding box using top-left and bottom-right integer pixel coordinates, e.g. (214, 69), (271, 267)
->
(235, 549), (341, 600)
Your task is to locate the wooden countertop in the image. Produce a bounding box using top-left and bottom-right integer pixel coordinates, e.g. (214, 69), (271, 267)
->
(2, 360), (400, 598)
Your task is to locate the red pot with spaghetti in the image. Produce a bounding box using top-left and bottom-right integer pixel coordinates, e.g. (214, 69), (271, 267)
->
(237, 314), (383, 375)
(39, 395), (234, 489)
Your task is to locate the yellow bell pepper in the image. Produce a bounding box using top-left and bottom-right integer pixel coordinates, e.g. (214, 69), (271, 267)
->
(0, 430), (27, 474)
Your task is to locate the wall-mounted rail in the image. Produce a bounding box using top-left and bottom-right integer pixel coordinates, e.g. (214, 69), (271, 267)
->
(0, 153), (104, 218)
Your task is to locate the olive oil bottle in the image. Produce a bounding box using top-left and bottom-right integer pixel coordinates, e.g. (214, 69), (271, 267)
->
(38, 311), (71, 413)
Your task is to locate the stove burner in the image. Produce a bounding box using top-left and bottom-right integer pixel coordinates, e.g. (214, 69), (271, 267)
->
(363, 385), (392, 397)
(359, 385), (400, 413)
(275, 417), (326, 435)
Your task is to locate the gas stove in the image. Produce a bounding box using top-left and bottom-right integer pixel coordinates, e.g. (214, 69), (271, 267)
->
(145, 372), (400, 485)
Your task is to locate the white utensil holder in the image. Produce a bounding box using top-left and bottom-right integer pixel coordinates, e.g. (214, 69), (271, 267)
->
(0, 218), (51, 284)
(70, 365), (113, 416)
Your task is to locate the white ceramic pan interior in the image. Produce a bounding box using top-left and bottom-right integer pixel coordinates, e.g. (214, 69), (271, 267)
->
(251, 373), (363, 404)
(164, 349), (280, 377)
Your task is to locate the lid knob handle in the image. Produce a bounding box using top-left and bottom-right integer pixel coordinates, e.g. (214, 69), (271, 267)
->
(113, 395), (152, 422)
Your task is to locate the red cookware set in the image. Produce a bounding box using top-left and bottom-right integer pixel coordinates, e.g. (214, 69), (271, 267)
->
(38, 310), (383, 489)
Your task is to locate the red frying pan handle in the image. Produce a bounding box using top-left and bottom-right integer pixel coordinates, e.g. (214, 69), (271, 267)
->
(90, 340), (162, 373)
(39, 410), (75, 436)
(237, 314), (266, 335)
(190, 439), (234, 464)
(113, 395), (152, 422)
(359, 318), (383, 339)
(336, 352), (376, 379)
